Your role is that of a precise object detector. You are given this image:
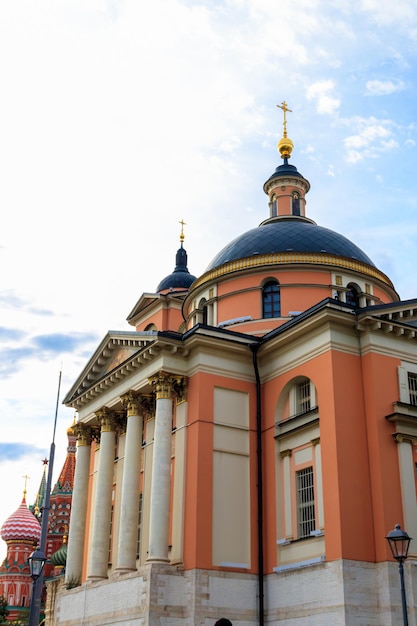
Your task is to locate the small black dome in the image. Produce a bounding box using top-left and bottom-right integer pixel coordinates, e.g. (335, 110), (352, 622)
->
(156, 245), (196, 292)
(206, 217), (375, 271)
(265, 160), (304, 183)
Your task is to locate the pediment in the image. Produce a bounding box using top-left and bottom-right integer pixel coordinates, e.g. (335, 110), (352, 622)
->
(63, 331), (158, 406)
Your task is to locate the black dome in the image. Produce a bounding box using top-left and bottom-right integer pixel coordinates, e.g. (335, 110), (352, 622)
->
(206, 218), (375, 271)
(156, 245), (197, 292)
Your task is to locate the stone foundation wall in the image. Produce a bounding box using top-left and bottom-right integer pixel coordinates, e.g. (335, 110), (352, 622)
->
(46, 560), (416, 625)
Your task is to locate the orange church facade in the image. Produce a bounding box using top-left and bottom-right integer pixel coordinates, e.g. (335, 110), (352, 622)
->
(47, 118), (417, 624)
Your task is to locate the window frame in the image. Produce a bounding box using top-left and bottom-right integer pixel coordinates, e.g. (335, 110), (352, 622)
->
(262, 280), (281, 319)
(295, 465), (316, 539)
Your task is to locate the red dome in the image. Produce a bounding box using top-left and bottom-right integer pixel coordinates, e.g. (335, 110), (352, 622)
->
(1, 496), (41, 544)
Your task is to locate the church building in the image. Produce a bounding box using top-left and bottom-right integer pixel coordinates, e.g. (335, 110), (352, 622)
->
(48, 106), (417, 625)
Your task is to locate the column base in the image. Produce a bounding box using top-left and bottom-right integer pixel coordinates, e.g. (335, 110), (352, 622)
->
(87, 575), (108, 582)
(146, 556), (170, 564)
(115, 566), (137, 574)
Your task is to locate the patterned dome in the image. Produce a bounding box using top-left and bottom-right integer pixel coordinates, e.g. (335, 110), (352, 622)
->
(1, 496), (41, 544)
(206, 217), (375, 271)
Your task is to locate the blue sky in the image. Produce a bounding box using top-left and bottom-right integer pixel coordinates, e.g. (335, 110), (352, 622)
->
(1, 0), (417, 559)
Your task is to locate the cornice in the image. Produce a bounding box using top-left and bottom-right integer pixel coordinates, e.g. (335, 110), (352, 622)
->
(258, 301), (357, 359)
(64, 327), (256, 411)
(356, 316), (417, 341)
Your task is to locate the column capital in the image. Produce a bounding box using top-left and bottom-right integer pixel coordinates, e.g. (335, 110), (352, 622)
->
(73, 423), (92, 447)
(121, 391), (142, 416)
(95, 407), (116, 432)
(120, 392), (154, 419)
(174, 377), (188, 405)
(149, 371), (183, 400)
(280, 449), (292, 459)
(311, 437), (320, 447)
(393, 432), (417, 446)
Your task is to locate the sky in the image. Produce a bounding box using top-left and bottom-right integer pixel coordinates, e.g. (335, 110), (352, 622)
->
(1, 0), (417, 560)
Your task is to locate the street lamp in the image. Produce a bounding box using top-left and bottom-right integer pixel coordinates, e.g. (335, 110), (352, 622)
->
(386, 524), (412, 626)
(28, 548), (47, 626)
(28, 548), (47, 581)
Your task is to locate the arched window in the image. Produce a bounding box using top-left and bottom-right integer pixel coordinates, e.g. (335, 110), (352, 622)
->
(346, 283), (360, 308)
(270, 194), (277, 217)
(292, 191), (301, 216)
(262, 281), (281, 318)
(197, 298), (208, 325)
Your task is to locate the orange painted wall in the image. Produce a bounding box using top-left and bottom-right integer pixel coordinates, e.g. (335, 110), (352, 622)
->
(360, 351), (403, 562)
(183, 371), (258, 572)
(135, 303), (184, 333)
(319, 350), (375, 562)
(215, 269), (333, 324)
(260, 347), (380, 569)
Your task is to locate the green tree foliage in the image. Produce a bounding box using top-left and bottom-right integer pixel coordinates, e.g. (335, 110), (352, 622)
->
(0, 595), (9, 623)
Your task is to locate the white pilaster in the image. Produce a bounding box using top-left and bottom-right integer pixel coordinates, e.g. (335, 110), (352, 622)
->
(65, 425), (92, 586)
(281, 449), (292, 537)
(313, 438), (324, 529)
(87, 410), (116, 580)
(395, 433), (417, 549)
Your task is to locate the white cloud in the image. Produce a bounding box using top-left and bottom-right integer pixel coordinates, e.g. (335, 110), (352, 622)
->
(306, 80), (340, 114)
(366, 79), (405, 95)
(343, 117), (399, 162)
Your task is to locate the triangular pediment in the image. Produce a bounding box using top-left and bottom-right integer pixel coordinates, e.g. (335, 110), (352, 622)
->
(127, 291), (188, 327)
(63, 331), (158, 406)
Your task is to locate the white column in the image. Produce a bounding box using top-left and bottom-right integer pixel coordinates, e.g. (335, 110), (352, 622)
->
(116, 393), (143, 572)
(87, 409), (116, 580)
(147, 372), (178, 563)
(65, 424), (92, 586)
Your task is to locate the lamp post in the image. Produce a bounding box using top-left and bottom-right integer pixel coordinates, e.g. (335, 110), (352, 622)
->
(386, 524), (412, 626)
(27, 370), (62, 626)
(28, 548), (47, 625)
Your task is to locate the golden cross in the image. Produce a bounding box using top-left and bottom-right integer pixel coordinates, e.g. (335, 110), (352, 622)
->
(179, 219), (186, 243)
(277, 101), (292, 137)
(22, 474), (30, 496)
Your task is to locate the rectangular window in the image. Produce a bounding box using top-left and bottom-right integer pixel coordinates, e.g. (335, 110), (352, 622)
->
(136, 493), (143, 559)
(296, 466), (315, 538)
(298, 380), (311, 414)
(408, 372), (417, 406)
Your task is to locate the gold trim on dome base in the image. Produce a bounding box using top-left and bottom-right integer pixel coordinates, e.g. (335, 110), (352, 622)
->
(189, 251), (395, 293)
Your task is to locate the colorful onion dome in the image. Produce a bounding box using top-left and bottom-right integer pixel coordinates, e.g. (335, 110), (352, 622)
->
(1, 495), (41, 544)
(50, 538), (68, 568)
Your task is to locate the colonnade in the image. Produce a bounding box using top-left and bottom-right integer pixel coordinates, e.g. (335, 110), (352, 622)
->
(65, 371), (186, 586)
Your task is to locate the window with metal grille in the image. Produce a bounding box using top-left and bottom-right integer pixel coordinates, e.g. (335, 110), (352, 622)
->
(408, 372), (417, 406)
(298, 380), (311, 414)
(262, 281), (281, 318)
(296, 467), (315, 538)
(136, 493), (143, 559)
